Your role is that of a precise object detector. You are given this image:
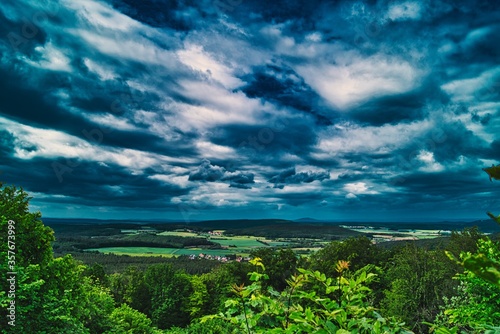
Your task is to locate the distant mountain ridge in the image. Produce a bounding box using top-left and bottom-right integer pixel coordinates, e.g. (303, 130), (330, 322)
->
(42, 217), (500, 233)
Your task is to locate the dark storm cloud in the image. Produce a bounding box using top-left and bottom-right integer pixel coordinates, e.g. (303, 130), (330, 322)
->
(240, 64), (332, 125)
(486, 140), (500, 160)
(188, 159), (225, 182)
(471, 111), (493, 126)
(268, 191), (327, 207)
(0, 154), (190, 209)
(388, 167), (500, 213)
(269, 167), (329, 186)
(210, 119), (318, 162)
(222, 172), (255, 184)
(390, 120), (490, 170)
(0, 66), (198, 158)
(229, 182), (252, 189)
(349, 80), (449, 126)
(0, 131), (15, 158)
(111, 0), (201, 30)
(188, 159), (255, 188)
(237, 0), (325, 26)
(0, 0), (499, 220)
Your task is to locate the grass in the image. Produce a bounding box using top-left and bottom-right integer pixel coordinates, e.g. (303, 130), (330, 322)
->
(87, 247), (249, 257)
(157, 231), (201, 237)
(210, 237), (266, 248)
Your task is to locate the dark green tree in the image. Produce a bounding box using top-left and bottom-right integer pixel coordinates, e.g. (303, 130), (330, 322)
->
(0, 184), (160, 333)
(108, 266), (151, 315)
(249, 247), (298, 291)
(381, 244), (456, 332)
(309, 236), (384, 278)
(0, 183), (54, 267)
(105, 304), (162, 334)
(144, 264), (193, 329)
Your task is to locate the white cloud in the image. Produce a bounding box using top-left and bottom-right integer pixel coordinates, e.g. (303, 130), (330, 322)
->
(177, 43), (244, 89)
(296, 54), (421, 110)
(83, 58), (116, 80)
(417, 150), (444, 172)
(195, 140), (236, 160)
(24, 42), (71, 72)
(0, 116), (192, 171)
(73, 30), (179, 67)
(313, 120), (432, 160)
(85, 114), (137, 131)
(344, 182), (378, 195)
(170, 81), (264, 132)
(67, 0), (142, 32)
(441, 66), (500, 103)
(150, 174), (190, 188)
(387, 2), (422, 21)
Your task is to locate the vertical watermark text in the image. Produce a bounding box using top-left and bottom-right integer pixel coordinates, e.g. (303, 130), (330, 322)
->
(5, 219), (16, 327)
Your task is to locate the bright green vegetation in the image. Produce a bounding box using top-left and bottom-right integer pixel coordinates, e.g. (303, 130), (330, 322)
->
(157, 231), (201, 237)
(88, 247), (178, 257)
(2, 166), (500, 333)
(89, 247), (249, 257)
(345, 226), (451, 242)
(208, 236), (267, 248)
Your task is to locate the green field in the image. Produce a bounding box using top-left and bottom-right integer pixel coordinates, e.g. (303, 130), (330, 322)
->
(343, 226), (450, 242)
(87, 247), (249, 257)
(157, 230), (201, 237)
(210, 236), (266, 248)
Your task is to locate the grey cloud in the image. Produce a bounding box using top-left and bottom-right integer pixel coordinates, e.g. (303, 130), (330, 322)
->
(188, 159), (225, 182)
(269, 167), (329, 187)
(229, 183), (252, 189)
(240, 64), (332, 125)
(222, 172), (255, 184)
(0, 155), (190, 209)
(188, 160), (255, 188)
(0, 0), (499, 220)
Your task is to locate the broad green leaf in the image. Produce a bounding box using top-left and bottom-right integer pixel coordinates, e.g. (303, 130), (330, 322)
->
(483, 164), (500, 181)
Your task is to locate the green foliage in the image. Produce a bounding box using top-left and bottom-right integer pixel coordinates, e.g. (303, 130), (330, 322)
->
(84, 263), (108, 285)
(380, 244), (457, 332)
(144, 264), (193, 329)
(8, 181), (500, 333)
(438, 238), (500, 332)
(188, 275), (210, 319)
(445, 167), (500, 289)
(200, 261), (253, 315)
(0, 253), (118, 333)
(433, 165), (500, 333)
(250, 248), (298, 291)
(309, 237), (385, 278)
(445, 226), (484, 259)
(0, 183), (54, 267)
(0, 184), (163, 334)
(205, 258), (408, 333)
(487, 212), (500, 224)
(483, 164), (500, 181)
(108, 266), (151, 315)
(105, 304), (161, 334)
(164, 318), (238, 334)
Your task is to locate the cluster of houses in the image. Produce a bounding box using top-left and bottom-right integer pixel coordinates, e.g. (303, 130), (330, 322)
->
(187, 253), (251, 263)
(206, 230), (223, 236)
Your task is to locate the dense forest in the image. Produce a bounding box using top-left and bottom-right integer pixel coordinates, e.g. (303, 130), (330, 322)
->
(1, 168), (500, 333)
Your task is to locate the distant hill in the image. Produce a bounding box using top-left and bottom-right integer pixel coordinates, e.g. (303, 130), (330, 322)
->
(294, 217), (322, 223)
(43, 217), (500, 235)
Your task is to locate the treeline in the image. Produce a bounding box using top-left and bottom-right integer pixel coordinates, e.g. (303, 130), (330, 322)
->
(224, 223), (361, 239)
(2, 183), (500, 333)
(66, 251), (223, 275)
(53, 233), (218, 254)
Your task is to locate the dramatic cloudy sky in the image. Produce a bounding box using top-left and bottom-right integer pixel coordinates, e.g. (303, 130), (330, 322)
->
(0, 0), (499, 222)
